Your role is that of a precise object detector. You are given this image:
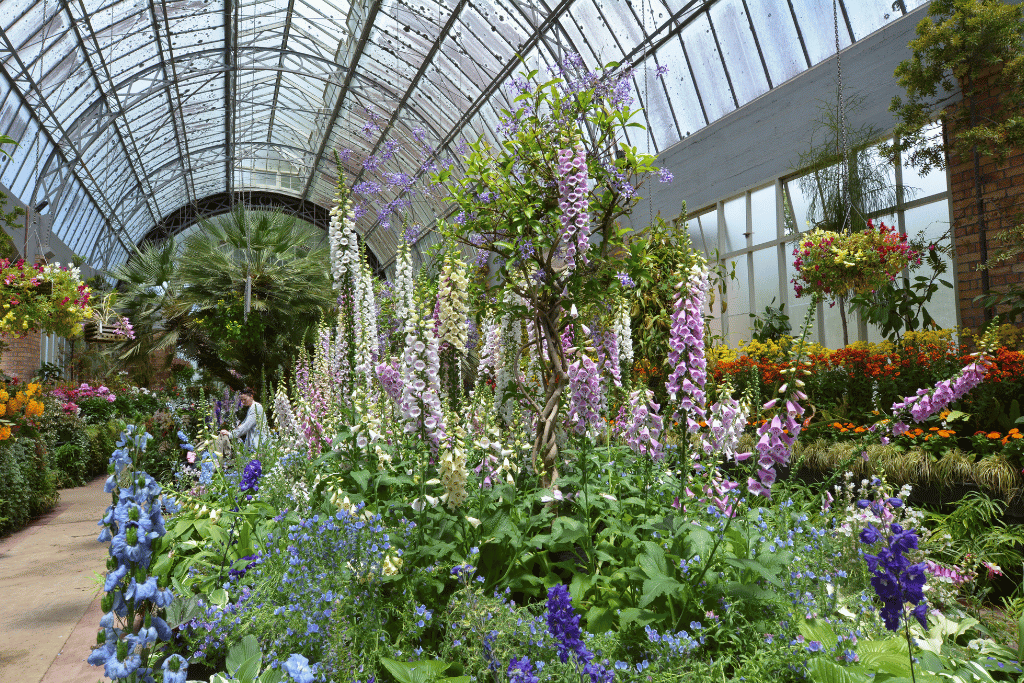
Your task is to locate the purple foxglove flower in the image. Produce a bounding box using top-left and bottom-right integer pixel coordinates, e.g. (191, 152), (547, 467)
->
(624, 389), (665, 461)
(666, 260), (710, 430)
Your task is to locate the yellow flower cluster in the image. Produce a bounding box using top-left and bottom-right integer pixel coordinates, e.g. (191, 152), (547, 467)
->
(0, 383), (44, 439)
(710, 336), (832, 365)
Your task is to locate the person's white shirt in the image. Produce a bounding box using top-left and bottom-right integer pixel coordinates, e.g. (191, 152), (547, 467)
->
(231, 401), (266, 449)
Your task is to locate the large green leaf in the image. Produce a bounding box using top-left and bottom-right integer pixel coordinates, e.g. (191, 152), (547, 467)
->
(585, 606), (616, 634)
(618, 607), (665, 629)
(380, 657), (456, 683)
(550, 517), (587, 546)
(799, 619), (838, 653)
(806, 659), (867, 683)
(226, 635), (262, 683)
(637, 541), (667, 577)
(686, 527), (713, 561)
(724, 557), (784, 588)
(639, 575), (684, 608)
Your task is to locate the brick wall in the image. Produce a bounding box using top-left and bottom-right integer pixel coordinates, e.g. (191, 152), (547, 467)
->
(947, 65), (1024, 333)
(0, 331), (40, 381)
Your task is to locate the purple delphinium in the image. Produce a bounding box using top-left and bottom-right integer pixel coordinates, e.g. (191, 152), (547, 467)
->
(507, 657), (540, 683)
(665, 261), (709, 431)
(547, 584), (590, 665)
(858, 499), (929, 634)
(240, 459), (262, 494)
(546, 585), (614, 682)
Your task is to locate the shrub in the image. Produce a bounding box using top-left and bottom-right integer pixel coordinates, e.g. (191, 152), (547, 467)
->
(0, 437), (57, 535)
(49, 442), (88, 488)
(37, 393), (96, 487)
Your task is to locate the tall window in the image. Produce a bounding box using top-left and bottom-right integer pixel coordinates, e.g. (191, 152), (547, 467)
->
(688, 136), (955, 349)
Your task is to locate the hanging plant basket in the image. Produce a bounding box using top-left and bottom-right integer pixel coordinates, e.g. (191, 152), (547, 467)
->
(83, 320), (122, 343)
(790, 222), (921, 301)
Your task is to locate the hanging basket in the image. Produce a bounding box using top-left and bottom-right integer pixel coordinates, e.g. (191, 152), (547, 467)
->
(83, 320), (122, 343)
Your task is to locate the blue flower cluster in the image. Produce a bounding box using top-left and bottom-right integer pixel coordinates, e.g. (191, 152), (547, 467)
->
(644, 623), (701, 656)
(508, 655), (541, 683)
(240, 458), (262, 494)
(188, 505), (409, 681)
(546, 584), (613, 683)
(89, 427), (184, 682)
(858, 498), (928, 632)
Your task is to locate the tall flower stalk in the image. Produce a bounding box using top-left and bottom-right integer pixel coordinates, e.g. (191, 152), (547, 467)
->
(748, 301), (817, 498)
(91, 427), (183, 682)
(557, 141), (590, 272)
(888, 338), (994, 440)
(858, 498), (929, 683)
(400, 301), (446, 453)
(623, 388), (664, 462)
(665, 259), (709, 432)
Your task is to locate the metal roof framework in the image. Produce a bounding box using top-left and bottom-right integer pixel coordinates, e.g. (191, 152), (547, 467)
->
(0, 0), (925, 273)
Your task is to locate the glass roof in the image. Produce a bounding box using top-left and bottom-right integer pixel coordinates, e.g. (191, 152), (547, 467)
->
(0, 0), (928, 273)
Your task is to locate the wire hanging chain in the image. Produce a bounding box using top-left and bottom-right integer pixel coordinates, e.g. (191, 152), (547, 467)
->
(833, 0), (852, 235)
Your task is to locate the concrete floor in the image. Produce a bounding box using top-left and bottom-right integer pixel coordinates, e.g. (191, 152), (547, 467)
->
(0, 475), (112, 683)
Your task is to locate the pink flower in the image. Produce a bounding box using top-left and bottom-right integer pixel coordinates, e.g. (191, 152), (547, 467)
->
(187, 452), (196, 464)
(982, 561), (1003, 579)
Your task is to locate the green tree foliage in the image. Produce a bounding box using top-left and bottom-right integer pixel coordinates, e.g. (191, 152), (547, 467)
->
(111, 208), (334, 390)
(883, 0), (1024, 173)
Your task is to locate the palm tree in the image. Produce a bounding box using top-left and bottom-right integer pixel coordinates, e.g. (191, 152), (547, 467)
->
(173, 207), (334, 390)
(112, 207), (335, 390)
(107, 237), (191, 385)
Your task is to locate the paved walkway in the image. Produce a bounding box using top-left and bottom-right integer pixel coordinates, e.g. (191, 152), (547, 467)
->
(0, 475), (112, 683)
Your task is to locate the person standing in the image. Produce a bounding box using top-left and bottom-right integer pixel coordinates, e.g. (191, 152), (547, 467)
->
(220, 387), (267, 450)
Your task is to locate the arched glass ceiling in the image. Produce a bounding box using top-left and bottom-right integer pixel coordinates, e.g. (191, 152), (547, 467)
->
(0, 0), (928, 274)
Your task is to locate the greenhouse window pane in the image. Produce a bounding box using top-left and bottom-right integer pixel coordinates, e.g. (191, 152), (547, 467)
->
(789, 0), (851, 65)
(744, 0), (808, 84)
(720, 195), (746, 255)
(753, 246), (780, 314)
(900, 123), (947, 201)
(637, 56), (680, 150)
(567, 1), (622, 62)
(708, 0), (769, 105)
(600, 0), (644, 47)
(680, 13), (734, 123)
(692, 209), (718, 256)
(726, 253), (749, 317)
(783, 178), (813, 236)
(845, 0), (903, 41)
(750, 185), (776, 246)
